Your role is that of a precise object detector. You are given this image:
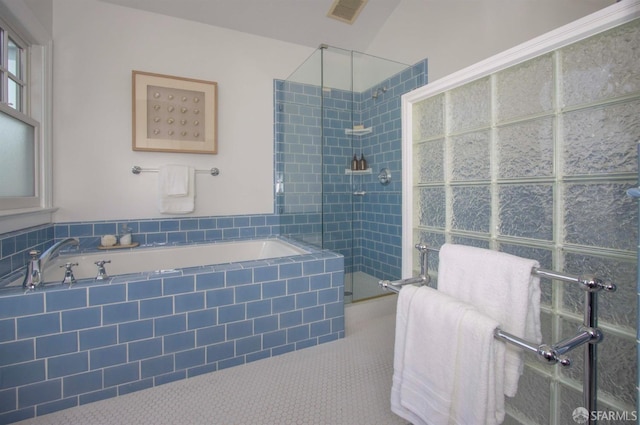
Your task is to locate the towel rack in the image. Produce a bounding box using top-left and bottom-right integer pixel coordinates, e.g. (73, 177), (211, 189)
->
(379, 243), (616, 422)
(131, 165), (220, 176)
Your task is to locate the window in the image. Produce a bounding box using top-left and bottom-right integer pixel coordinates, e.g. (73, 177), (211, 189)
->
(0, 17), (41, 211)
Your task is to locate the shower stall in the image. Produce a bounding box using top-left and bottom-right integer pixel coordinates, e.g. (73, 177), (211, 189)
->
(275, 45), (427, 303)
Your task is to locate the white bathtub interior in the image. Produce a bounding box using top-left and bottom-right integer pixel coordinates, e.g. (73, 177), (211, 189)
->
(12, 239), (309, 286)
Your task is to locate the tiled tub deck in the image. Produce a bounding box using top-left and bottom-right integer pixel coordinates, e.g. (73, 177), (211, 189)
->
(0, 239), (344, 424)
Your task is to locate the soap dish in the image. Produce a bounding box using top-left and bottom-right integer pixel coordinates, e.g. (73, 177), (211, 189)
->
(98, 242), (140, 250)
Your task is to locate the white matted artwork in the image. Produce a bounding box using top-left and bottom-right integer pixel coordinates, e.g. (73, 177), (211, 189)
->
(132, 70), (217, 154)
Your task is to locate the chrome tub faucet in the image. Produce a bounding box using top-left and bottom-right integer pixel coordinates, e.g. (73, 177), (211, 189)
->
(23, 238), (80, 289)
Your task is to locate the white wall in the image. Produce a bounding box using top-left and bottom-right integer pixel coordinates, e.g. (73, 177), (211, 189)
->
(49, 0), (614, 223)
(367, 0), (614, 82)
(51, 0), (313, 222)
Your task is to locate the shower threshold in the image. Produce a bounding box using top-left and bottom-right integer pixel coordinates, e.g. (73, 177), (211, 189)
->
(345, 271), (395, 304)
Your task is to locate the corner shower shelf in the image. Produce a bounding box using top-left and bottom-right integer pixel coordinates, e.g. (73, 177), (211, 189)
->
(345, 127), (372, 136)
(345, 168), (372, 175)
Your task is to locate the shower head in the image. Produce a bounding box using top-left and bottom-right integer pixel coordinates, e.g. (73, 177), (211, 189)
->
(372, 86), (387, 99)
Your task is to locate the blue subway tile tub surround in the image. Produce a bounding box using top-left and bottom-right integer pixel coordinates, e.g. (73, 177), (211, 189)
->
(0, 237), (344, 424)
(0, 214), (281, 282)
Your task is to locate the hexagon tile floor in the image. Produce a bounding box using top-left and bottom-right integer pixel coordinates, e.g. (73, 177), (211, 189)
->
(16, 296), (408, 425)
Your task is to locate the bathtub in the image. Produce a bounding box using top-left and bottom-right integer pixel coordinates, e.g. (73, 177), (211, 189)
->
(0, 236), (344, 423)
(7, 238), (310, 286)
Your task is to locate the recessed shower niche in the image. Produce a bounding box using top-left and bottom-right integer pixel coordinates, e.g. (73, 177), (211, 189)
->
(275, 45), (427, 303)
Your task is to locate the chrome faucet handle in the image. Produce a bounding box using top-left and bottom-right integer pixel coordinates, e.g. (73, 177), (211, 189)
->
(22, 250), (42, 289)
(94, 260), (111, 280)
(60, 262), (78, 284)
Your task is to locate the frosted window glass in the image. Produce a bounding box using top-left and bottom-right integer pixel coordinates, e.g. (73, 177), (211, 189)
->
(498, 184), (553, 240)
(563, 100), (640, 175)
(449, 77), (491, 133)
(561, 20), (640, 107)
(451, 130), (490, 181)
(451, 186), (491, 233)
(564, 182), (637, 251)
(497, 118), (554, 179)
(413, 94), (444, 140)
(417, 187), (445, 228)
(0, 110), (35, 197)
(496, 53), (554, 122)
(415, 139), (444, 183)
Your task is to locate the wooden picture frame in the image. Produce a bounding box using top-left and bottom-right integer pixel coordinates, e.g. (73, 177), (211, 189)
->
(132, 71), (217, 154)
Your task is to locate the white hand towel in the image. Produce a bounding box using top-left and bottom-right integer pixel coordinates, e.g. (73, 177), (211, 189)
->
(390, 285), (425, 425)
(437, 243), (542, 396)
(393, 285), (498, 425)
(159, 164), (190, 196)
(157, 165), (195, 214)
(449, 307), (505, 425)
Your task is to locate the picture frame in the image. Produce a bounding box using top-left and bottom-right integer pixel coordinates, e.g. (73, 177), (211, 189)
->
(132, 70), (217, 154)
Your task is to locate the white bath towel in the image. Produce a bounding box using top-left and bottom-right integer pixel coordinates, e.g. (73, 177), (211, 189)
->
(157, 165), (195, 214)
(391, 285), (504, 425)
(390, 285), (425, 425)
(449, 307), (506, 425)
(437, 243), (542, 397)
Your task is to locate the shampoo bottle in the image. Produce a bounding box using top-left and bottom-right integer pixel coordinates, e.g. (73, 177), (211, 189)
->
(351, 154), (359, 171)
(359, 154), (367, 171)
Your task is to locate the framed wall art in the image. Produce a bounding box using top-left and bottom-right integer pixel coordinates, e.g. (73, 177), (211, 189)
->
(132, 71), (218, 154)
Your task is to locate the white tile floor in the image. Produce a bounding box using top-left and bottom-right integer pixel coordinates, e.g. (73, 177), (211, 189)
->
(16, 296), (407, 425)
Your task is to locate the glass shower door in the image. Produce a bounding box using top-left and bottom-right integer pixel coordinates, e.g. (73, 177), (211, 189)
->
(277, 45), (423, 303)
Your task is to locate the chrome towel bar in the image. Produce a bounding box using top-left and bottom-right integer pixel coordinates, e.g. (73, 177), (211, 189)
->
(131, 165), (220, 176)
(379, 243), (616, 419)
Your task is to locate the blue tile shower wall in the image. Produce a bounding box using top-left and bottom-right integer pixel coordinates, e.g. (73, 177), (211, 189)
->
(276, 59), (427, 281)
(0, 237), (344, 424)
(357, 60), (427, 281)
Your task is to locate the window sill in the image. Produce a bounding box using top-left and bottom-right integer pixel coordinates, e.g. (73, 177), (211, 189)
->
(0, 207), (57, 235)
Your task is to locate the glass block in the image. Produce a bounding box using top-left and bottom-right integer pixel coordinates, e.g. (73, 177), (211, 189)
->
(451, 130), (490, 181)
(559, 384), (586, 424)
(500, 244), (553, 306)
(498, 184), (553, 241)
(559, 318), (636, 407)
(413, 94), (444, 140)
(561, 20), (640, 107)
(449, 77), (491, 133)
(563, 252), (636, 331)
(564, 182), (638, 251)
(505, 365), (551, 425)
(451, 185), (491, 233)
(496, 53), (554, 122)
(416, 230), (444, 278)
(497, 117), (554, 179)
(563, 100), (640, 176)
(416, 187), (446, 229)
(450, 236), (489, 250)
(415, 139), (444, 183)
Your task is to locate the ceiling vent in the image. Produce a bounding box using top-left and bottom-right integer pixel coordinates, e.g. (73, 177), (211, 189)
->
(327, 0), (369, 24)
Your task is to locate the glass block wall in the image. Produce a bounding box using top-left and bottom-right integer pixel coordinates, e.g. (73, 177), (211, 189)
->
(411, 19), (639, 424)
